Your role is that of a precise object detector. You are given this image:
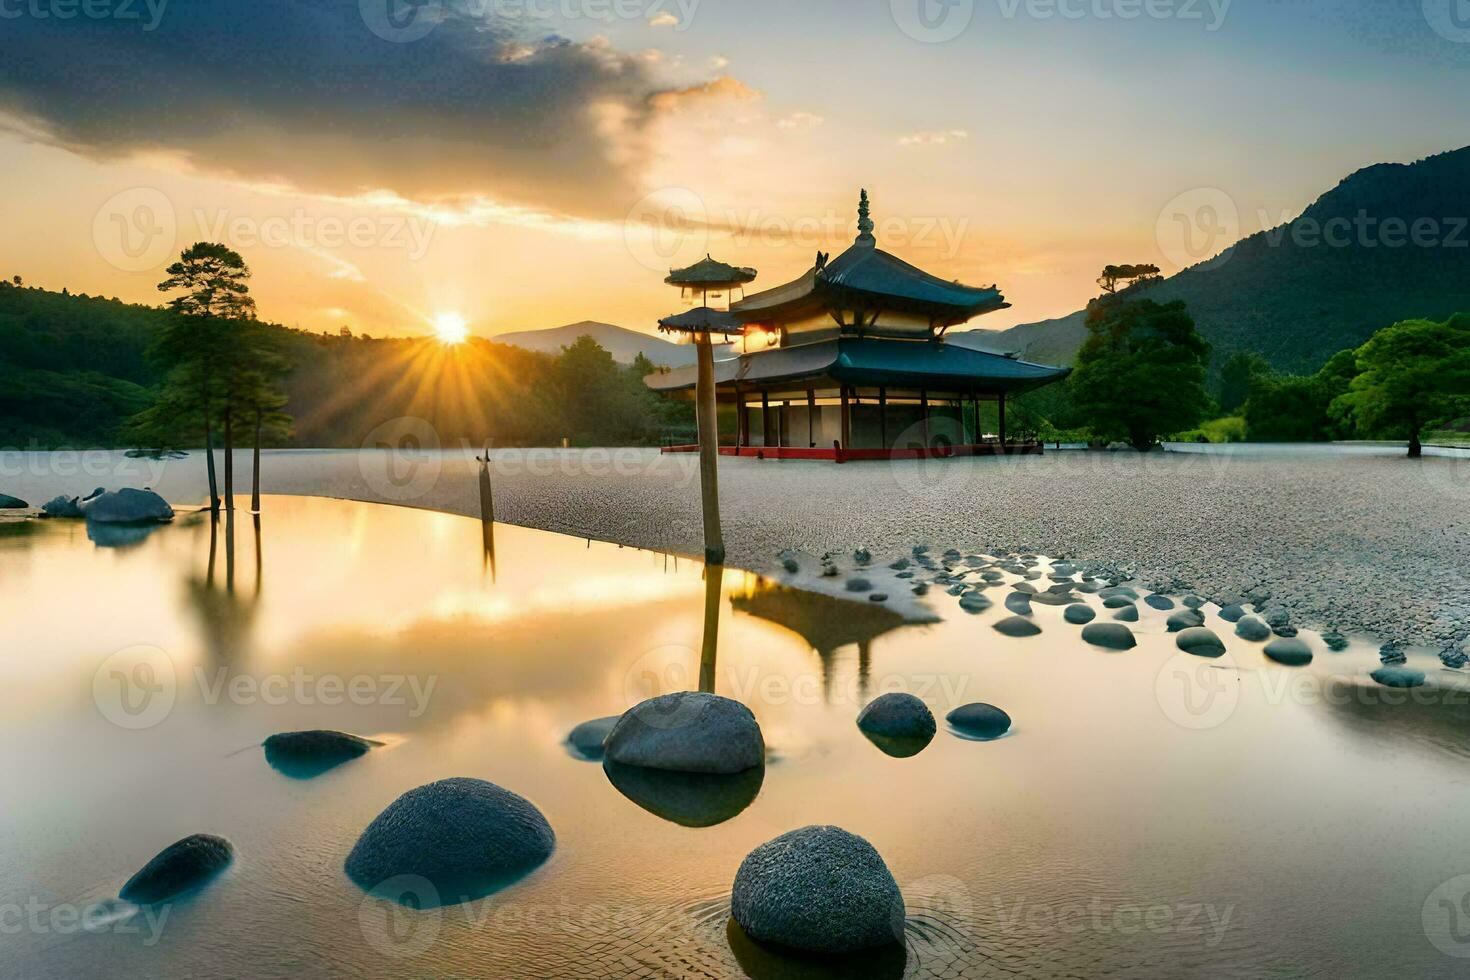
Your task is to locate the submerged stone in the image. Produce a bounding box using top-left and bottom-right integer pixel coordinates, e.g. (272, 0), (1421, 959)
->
(1099, 586), (1139, 601)
(1235, 616), (1271, 642)
(731, 826), (905, 956)
(1064, 604), (1097, 625)
(345, 778), (554, 903)
(1103, 595), (1135, 609)
(85, 488), (174, 524)
(1032, 591), (1080, 607)
(1004, 592), (1033, 615)
(0, 493), (26, 509)
(264, 730), (374, 777)
(1144, 595), (1176, 611)
(856, 693), (936, 741)
(41, 495), (85, 518)
(993, 615), (1042, 638)
(1167, 609), (1206, 632)
(603, 761), (763, 828)
(846, 578), (873, 593)
(1219, 604), (1246, 623)
(1264, 637), (1313, 667)
(946, 702), (1012, 739)
(957, 591), (992, 614)
(604, 692), (763, 774)
(1183, 595), (1206, 609)
(1112, 605), (1140, 623)
(1370, 665), (1426, 688)
(120, 834), (233, 905)
(1082, 622), (1137, 650)
(1176, 627), (1227, 658)
(565, 716), (621, 761)
(1322, 630), (1350, 652)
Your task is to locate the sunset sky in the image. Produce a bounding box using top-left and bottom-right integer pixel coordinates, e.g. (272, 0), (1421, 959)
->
(2, 0), (1468, 340)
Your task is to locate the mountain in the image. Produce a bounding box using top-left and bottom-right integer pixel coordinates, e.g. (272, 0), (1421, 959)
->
(953, 145), (1470, 375)
(496, 320), (716, 367)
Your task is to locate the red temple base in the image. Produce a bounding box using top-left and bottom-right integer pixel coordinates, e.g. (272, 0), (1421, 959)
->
(659, 442), (1044, 462)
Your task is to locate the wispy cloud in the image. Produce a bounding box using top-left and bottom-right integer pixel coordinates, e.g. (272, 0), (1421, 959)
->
(777, 111), (825, 130)
(898, 129), (970, 147)
(649, 12), (679, 27)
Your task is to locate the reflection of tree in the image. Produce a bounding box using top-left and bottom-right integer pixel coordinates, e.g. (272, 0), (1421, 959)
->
(182, 509), (262, 668)
(730, 579), (910, 702)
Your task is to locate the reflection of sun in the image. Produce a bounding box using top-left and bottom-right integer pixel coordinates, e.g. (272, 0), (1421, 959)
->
(433, 312), (469, 345)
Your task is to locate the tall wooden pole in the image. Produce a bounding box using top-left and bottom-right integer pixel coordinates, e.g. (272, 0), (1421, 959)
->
(695, 332), (725, 565)
(698, 561), (721, 694)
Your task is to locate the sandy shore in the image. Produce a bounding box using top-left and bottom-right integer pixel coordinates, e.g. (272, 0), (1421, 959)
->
(4, 445), (1468, 651)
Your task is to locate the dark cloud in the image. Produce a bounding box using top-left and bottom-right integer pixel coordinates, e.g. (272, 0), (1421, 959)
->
(0, 0), (701, 218)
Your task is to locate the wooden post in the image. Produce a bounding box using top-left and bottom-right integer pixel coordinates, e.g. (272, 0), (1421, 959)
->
(840, 387), (852, 449)
(998, 393), (1008, 449)
(760, 390), (770, 447)
(251, 412), (262, 512)
(737, 390), (749, 449)
(920, 389), (930, 448)
(695, 333), (725, 565)
(879, 387), (888, 449)
(479, 442), (496, 578)
(807, 389), (816, 447)
(698, 560), (721, 694)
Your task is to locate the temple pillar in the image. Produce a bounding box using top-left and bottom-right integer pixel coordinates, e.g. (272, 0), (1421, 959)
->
(998, 393), (1008, 447)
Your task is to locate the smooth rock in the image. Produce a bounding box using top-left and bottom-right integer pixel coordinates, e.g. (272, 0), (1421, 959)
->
(1004, 592), (1033, 615)
(264, 730), (374, 777)
(565, 716), (620, 761)
(1176, 627), (1226, 658)
(1219, 604), (1246, 623)
(1235, 616), (1272, 642)
(1112, 605), (1140, 622)
(731, 826), (905, 955)
(120, 834), (233, 904)
(41, 495), (84, 518)
(957, 591), (992, 614)
(1183, 595), (1206, 609)
(1144, 595), (1175, 611)
(946, 703), (1013, 739)
(604, 692), (763, 774)
(1167, 609), (1206, 632)
(1103, 595), (1135, 609)
(1082, 622), (1137, 650)
(85, 488), (174, 524)
(845, 577), (873, 593)
(603, 761), (763, 828)
(1032, 591), (1081, 607)
(1322, 631), (1349, 652)
(1064, 604), (1097, 625)
(856, 693), (936, 741)
(345, 778), (554, 902)
(1264, 637), (1313, 667)
(1371, 665), (1426, 688)
(993, 615), (1042, 638)
(0, 493), (26, 509)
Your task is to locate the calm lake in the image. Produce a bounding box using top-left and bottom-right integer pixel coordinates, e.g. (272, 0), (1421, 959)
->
(2, 496), (1467, 978)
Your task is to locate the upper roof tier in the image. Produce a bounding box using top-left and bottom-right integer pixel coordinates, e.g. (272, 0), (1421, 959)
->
(732, 191), (1008, 327)
(665, 254), (759, 289)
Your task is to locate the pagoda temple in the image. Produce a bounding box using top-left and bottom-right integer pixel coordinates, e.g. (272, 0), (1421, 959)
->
(647, 191), (1070, 462)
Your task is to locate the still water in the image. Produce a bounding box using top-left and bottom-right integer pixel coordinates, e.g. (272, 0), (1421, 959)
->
(1, 497), (1467, 978)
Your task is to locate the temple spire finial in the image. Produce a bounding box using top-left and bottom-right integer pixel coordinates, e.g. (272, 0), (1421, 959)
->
(856, 188), (876, 245)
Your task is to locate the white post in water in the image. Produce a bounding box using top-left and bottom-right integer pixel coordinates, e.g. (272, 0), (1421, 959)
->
(694, 330), (724, 565)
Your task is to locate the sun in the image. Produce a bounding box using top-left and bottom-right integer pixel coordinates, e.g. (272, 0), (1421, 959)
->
(433, 312), (469, 345)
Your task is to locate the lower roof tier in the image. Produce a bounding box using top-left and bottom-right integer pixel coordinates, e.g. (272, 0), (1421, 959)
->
(645, 337), (1070, 396)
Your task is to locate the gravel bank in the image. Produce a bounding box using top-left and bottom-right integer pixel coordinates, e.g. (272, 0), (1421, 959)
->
(4, 446), (1468, 650)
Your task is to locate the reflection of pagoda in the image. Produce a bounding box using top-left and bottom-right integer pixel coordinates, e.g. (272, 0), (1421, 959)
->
(730, 577), (910, 701)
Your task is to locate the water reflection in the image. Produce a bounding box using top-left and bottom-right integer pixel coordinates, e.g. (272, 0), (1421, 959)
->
(603, 761), (765, 828)
(182, 510), (261, 667)
(726, 918), (907, 980)
(1317, 674), (1470, 761)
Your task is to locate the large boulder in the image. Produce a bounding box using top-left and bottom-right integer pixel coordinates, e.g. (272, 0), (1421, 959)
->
(1082, 622), (1137, 650)
(1235, 616), (1272, 642)
(120, 834), (233, 904)
(1166, 609), (1206, 632)
(85, 489), (174, 524)
(856, 693), (936, 741)
(1144, 594), (1176, 611)
(1176, 627), (1227, 658)
(264, 730), (374, 778)
(345, 778), (554, 903)
(1370, 665), (1427, 688)
(0, 493), (26, 509)
(946, 702), (1012, 739)
(1263, 637), (1313, 667)
(731, 826), (905, 955)
(565, 716), (620, 761)
(603, 693), (763, 774)
(41, 495), (85, 518)
(1064, 604), (1097, 625)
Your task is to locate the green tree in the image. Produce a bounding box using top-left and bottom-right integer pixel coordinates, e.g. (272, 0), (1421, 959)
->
(1070, 297), (1211, 450)
(1217, 351), (1271, 415)
(1330, 314), (1470, 457)
(155, 243), (258, 509)
(1096, 263), (1161, 295)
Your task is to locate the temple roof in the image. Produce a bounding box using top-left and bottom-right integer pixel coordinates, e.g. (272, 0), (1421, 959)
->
(645, 337), (1070, 395)
(665, 255), (758, 288)
(657, 307), (745, 335)
(731, 191), (1008, 325)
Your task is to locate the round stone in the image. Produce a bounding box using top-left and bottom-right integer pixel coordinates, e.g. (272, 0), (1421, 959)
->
(0, 493), (27, 509)
(345, 778), (554, 901)
(946, 702), (1012, 739)
(1370, 665), (1426, 688)
(856, 693), (936, 741)
(1064, 604), (1097, 625)
(1004, 592), (1034, 615)
(846, 578), (873, 593)
(120, 834), (234, 905)
(263, 730), (374, 777)
(1218, 604), (1246, 623)
(1103, 595), (1135, 609)
(1144, 595), (1175, 611)
(1167, 609), (1206, 632)
(1235, 617), (1272, 642)
(958, 591), (992, 614)
(1263, 637), (1313, 667)
(993, 615), (1042, 638)
(731, 826), (905, 955)
(604, 692), (764, 774)
(1112, 605), (1140, 622)
(1176, 627), (1226, 658)
(84, 488), (174, 524)
(565, 716), (620, 761)
(1082, 622), (1137, 650)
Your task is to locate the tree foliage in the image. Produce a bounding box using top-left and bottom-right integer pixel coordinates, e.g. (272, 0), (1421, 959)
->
(1069, 297), (1211, 450)
(1216, 351), (1271, 415)
(1329, 314), (1470, 456)
(1096, 263), (1162, 295)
